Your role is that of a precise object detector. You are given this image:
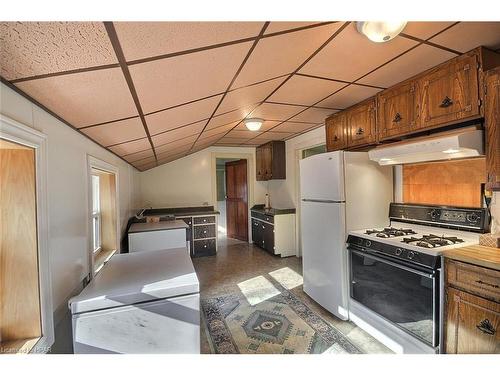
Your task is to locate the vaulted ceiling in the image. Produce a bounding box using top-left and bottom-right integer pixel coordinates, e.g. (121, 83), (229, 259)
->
(1, 21), (500, 171)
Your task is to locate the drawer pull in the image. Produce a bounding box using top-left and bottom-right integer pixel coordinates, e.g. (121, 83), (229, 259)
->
(204, 245), (207, 248)
(392, 112), (402, 123)
(355, 127), (364, 135)
(333, 135), (339, 141)
(203, 230), (207, 234)
(475, 280), (499, 289)
(476, 319), (495, 335)
(439, 96), (453, 108)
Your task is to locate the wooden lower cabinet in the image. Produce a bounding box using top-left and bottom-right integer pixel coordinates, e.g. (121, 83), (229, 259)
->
(445, 287), (499, 354)
(485, 66), (500, 191)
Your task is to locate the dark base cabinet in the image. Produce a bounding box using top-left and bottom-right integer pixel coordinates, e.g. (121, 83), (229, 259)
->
(252, 218), (274, 254)
(178, 214), (218, 257)
(250, 207), (296, 257)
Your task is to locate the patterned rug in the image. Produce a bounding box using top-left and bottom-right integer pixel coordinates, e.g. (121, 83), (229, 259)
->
(201, 287), (362, 354)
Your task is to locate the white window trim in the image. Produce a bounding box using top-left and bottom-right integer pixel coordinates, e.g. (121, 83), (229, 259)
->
(0, 114), (54, 353)
(86, 155), (120, 279)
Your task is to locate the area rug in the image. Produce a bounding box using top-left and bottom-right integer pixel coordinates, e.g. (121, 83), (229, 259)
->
(201, 287), (362, 354)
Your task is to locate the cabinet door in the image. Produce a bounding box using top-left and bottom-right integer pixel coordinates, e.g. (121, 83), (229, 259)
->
(251, 218), (262, 245)
(262, 143), (273, 180)
(326, 113), (347, 151)
(256, 147), (265, 181)
(417, 53), (480, 130)
(378, 81), (416, 140)
(347, 98), (377, 148)
(262, 222), (275, 254)
(445, 287), (500, 354)
(485, 67), (500, 191)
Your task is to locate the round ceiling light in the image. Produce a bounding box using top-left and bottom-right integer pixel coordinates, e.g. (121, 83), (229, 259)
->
(244, 118), (263, 131)
(356, 21), (407, 43)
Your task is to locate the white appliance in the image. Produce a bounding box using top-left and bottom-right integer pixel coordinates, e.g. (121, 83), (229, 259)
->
(69, 248), (200, 353)
(299, 151), (393, 320)
(128, 220), (188, 253)
(368, 129), (484, 165)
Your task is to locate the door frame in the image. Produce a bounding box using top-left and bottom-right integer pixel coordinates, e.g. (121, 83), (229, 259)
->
(86, 155), (120, 278)
(211, 151), (255, 243)
(225, 159), (249, 242)
(0, 114), (54, 352)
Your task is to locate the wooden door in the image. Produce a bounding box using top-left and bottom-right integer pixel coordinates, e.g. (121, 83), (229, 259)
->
(485, 67), (500, 191)
(417, 53), (480, 130)
(445, 287), (500, 354)
(225, 159), (248, 242)
(378, 81), (416, 140)
(347, 98), (377, 148)
(325, 113), (347, 151)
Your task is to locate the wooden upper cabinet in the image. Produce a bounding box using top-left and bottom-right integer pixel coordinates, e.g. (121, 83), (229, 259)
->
(255, 141), (286, 181)
(347, 98), (377, 148)
(417, 52), (480, 130)
(378, 81), (417, 140)
(325, 113), (347, 151)
(485, 66), (500, 191)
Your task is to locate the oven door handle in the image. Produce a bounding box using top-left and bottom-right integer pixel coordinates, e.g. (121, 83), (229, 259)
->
(351, 249), (436, 279)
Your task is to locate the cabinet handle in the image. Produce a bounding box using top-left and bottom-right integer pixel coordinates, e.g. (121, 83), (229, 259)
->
(475, 279), (499, 289)
(333, 135), (339, 141)
(476, 319), (496, 335)
(204, 245), (207, 248)
(203, 230), (207, 234)
(355, 127), (364, 135)
(439, 96), (453, 108)
(392, 113), (402, 123)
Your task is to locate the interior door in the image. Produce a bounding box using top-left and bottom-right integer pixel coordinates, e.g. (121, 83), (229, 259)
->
(225, 159), (248, 242)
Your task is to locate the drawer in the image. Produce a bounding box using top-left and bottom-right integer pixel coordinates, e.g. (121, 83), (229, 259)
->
(178, 216), (193, 226)
(193, 238), (216, 257)
(193, 216), (215, 225)
(250, 210), (274, 224)
(193, 224), (216, 239)
(446, 259), (500, 302)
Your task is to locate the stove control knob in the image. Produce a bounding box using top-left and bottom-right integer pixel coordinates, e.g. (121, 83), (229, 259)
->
(407, 251), (415, 260)
(467, 213), (479, 223)
(395, 248), (403, 256)
(365, 240), (372, 247)
(430, 210), (439, 219)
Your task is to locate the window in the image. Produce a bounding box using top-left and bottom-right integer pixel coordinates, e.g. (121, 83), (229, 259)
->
(91, 174), (101, 254)
(301, 144), (327, 159)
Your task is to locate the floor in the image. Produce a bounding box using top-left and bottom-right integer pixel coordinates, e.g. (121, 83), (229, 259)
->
(194, 235), (392, 354)
(50, 234), (391, 354)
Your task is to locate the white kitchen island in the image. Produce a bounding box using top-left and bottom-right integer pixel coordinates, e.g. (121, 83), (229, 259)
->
(69, 248), (200, 354)
(128, 220), (188, 253)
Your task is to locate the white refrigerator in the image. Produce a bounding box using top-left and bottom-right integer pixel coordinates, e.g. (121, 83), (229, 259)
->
(299, 151), (393, 320)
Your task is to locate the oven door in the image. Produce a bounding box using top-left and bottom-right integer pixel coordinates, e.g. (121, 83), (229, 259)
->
(349, 247), (439, 347)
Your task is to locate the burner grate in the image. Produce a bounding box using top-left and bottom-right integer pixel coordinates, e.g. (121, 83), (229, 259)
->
(402, 234), (465, 248)
(365, 227), (417, 238)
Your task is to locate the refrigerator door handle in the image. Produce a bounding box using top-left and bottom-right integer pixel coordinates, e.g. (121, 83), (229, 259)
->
(302, 198), (345, 203)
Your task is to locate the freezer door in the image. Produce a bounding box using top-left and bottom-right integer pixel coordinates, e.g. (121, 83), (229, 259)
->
(72, 293), (200, 354)
(300, 200), (349, 320)
(299, 151), (345, 202)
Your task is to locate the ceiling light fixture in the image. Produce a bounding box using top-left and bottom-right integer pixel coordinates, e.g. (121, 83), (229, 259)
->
(244, 118), (263, 131)
(356, 21), (407, 43)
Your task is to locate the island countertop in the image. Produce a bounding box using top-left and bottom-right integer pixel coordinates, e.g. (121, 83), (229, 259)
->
(128, 220), (188, 234)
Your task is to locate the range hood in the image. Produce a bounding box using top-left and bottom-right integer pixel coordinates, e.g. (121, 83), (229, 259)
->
(369, 129), (484, 165)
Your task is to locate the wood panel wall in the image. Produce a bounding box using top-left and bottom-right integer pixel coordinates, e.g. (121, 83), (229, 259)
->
(0, 144), (41, 345)
(403, 158), (487, 207)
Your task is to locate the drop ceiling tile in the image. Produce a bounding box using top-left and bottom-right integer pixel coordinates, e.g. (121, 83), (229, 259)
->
(316, 85), (381, 110)
(358, 44), (456, 88)
(130, 42), (252, 113)
(248, 131), (294, 142)
(123, 149), (154, 163)
(157, 143), (192, 160)
(133, 156), (156, 168)
(114, 22), (264, 61)
(265, 22), (321, 34)
(271, 121), (319, 133)
(299, 23), (418, 82)
(108, 138), (150, 155)
(215, 137), (245, 145)
(193, 133), (225, 149)
(248, 102), (305, 121)
(233, 23), (344, 88)
(151, 121), (205, 147)
(402, 22), (455, 40)
(146, 94), (221, 135)
(429, 22), (500, 53)
(226, 129), (264, 139)
(268, 75), (346, 106)
(234, 120), (281, 132)
(216, 76), (287, 114)
(289, 107), (338, 123)
(155, 134), (198, 154)
(0, 22), (117, 80)
(15, 68), (137, 127)
(207, 108), (251, 130)
(200, 122), (238, 139)
(81, 117), (146, 147)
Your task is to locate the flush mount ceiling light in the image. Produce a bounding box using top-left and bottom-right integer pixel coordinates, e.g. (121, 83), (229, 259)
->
(356, 21), (407, 43)
(244, 118), (263, 131)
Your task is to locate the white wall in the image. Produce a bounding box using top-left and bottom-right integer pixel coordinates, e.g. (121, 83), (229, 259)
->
(0, 82), (141, 321)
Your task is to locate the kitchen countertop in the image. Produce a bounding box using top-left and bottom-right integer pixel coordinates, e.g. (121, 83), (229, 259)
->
(143, 206), (219, 217)
(443, 245), (500, 271)
(250, 204), (296, 216)
(129, 220), (188, 234)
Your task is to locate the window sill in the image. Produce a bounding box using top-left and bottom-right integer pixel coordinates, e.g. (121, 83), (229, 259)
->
(0, 337), (40, 354)
(93, 248), (117, 275)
